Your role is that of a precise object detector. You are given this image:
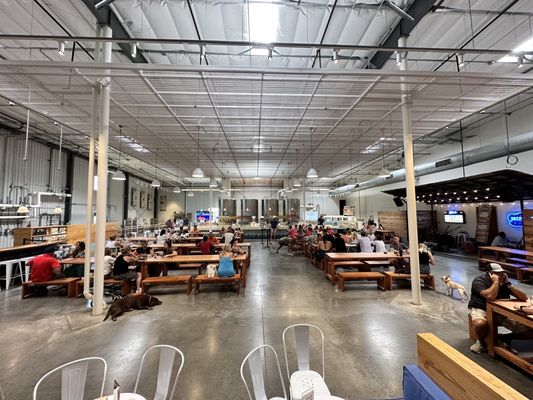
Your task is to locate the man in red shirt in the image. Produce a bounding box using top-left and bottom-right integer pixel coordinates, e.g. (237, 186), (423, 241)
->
(28, 246), (62, 296)
(197, 236), (214, 255)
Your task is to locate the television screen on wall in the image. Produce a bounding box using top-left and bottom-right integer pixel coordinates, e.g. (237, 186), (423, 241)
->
(305, 211), (319, 221)
(196, 211), (210, 223)
(444, 210), (466, 224)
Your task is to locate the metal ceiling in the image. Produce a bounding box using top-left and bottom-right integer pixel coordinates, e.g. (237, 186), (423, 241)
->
(0, 0), (532, 188)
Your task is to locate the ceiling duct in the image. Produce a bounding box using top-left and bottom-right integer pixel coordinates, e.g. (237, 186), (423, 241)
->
(334, 130), (533, 196)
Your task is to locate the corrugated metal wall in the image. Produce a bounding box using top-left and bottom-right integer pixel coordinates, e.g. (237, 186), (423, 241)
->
(71, 156), (90, 224)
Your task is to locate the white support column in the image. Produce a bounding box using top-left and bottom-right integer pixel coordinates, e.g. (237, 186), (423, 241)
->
(93, 25), (113, 316)
(399, 36), (421, 305)
(83, 87), (98, 301)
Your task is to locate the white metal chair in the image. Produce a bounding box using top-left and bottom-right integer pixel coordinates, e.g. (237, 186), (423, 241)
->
(240, 344), (287, 400)
(282, 324), (332, 400)
(20, 256), (34, 282)
(0, 259), (23, 290)
(33, 356), (107, 400)
(133, 344), (184, 400)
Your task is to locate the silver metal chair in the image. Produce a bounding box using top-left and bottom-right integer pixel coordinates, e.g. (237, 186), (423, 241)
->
(133, 344), (184, 400)
(33, 357), (107, 400)
(240, 344), (287, 400)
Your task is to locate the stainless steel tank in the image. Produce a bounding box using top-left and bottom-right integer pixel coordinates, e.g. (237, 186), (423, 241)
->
(220, 199), (237, 216)
(262, 199), (279, 217)
(241, 199), (258, 219)
(284, 198), (300, 221)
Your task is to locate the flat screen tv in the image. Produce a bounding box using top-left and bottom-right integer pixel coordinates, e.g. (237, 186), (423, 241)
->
(195, 211), (210, 223)
(444, 210), (466, 224)
(305, 211), (319, 221)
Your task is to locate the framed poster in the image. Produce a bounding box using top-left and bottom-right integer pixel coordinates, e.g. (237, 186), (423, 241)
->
(130, 188), (137, 207)
(159, 195), (167, 211)
(147, 193), (152, 211)
(140, 191), (146, 209)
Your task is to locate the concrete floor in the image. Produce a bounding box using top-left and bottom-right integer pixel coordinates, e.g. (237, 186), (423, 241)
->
(1, 243), (532, 399)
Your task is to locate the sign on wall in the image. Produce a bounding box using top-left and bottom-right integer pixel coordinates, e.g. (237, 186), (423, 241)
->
(506, 211), (523, 228)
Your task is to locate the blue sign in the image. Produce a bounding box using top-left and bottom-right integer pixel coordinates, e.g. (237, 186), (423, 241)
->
(506, 212), (523, 228)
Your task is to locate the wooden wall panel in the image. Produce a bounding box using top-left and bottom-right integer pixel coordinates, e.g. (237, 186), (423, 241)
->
(378, 210), (436, 242)
(523, 209), (533, 254)
(66, 222), (119, 244)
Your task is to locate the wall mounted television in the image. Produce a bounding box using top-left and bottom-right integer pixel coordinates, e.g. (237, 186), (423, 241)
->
(444, 210), (466, 224)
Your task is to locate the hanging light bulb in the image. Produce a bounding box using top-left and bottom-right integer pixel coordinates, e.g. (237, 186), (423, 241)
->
(456, 53), (464, 69)
(112, 170), (126, 181)
(293, 178), (302, 187)
(173, 186), (181, 193)
(192, 125), (204, 177)
(53, 206), (63, 215)
(150, 147), (161, 187)
(209, 178), (218, 188)
(131, 42), (137, 58)
(307, 127), (319, 178)
(57, 41), (66, 56)
(332, 49), (339, 64)
(306, 167), (319, 178)
(268, 47), (273, 61)
(188, 191), (194, 197)
(395, 51), (402, 66)
(518, 55), (525, 69)
(200, 44), (206, 59)
(17, 204), (29, 214)
(113, 125), (126, 180)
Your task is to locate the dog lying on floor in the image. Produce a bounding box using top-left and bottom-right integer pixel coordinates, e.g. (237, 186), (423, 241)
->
(104, 294), (162, 321)
(441, 275), (469, 301)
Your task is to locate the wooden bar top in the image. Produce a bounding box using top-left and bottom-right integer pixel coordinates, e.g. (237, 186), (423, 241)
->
(60, 257), (94, 265)
(0, 241), (65, 255)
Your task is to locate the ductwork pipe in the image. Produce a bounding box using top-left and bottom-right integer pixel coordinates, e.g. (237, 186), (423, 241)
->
(333, 130), (533, 196)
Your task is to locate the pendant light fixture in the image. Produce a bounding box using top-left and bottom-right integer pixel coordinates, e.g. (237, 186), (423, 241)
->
(192, 125), (205, 178)
(52, 206), (63, 215)
(188, 190), (194, 197)
(307, 127), (319, 178)
(209, 147), (218, 188)
(173, 160), (181, 193)
(52, 124), (64, 215)
(378, 139), (390, 178)
(113, 125), (126, 181)
(150, 147), (161, 187)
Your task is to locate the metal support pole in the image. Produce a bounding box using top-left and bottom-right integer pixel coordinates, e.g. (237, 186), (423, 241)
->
(399, 36), (421, 305)
(93, 25), (113, 316)
(209, 187), (213, 228)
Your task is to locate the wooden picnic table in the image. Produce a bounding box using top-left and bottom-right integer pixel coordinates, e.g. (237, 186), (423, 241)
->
(325, 252), (410, 283)
(140, 254), (249, 286)
(486, 299), (533, 375)
(477, 246), (533, 279)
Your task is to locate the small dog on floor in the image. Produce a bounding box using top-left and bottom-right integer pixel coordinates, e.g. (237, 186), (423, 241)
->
(276, 236), (291, 253)
(104, 294), (162, 321)
(441, 275), (469, 301)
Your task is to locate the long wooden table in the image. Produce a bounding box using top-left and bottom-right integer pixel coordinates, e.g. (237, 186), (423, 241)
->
(325, 252), (410, 283)
(486, 299), (533, 375)
(140, 254), (249, 285)
(478, 246), (533, 280)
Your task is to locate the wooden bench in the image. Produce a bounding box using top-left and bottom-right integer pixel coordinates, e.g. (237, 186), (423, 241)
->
(332, 261), (368, 272)
(478, 258), (527, 277)
(417, 333), (528, 400)
(75, 278), (131, 297)
(22, 278), (80, 299)
(517, 267), (533, 282)
(383, 271), (435, 290)
(194, 273), (241, 294)
(141, 275), (192, 295)
(505, 257), (533, 266)
(337, 272), (387, 291)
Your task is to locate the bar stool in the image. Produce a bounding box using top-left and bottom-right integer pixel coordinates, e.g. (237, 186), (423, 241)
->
(0, 259), (23, 290)
(19, 257), (34, 282)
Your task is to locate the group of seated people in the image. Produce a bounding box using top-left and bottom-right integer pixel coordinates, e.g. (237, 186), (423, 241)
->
(26, 228), (246, 295)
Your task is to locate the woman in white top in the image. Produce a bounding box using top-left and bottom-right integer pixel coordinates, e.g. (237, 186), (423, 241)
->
(372, 233), (387, 253)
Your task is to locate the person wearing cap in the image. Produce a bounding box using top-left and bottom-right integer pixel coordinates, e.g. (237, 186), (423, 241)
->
(468, 263), (528, 353)
(27, 246), (62, 296)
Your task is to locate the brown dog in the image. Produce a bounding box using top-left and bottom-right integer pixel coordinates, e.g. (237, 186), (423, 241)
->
(103, 294), (162, 321)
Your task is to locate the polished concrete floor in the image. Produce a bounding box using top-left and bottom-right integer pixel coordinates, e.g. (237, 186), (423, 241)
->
(1, 243), (532, 399)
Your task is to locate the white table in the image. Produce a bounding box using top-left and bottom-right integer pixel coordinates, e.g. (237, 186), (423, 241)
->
(97, 393), (146, 400)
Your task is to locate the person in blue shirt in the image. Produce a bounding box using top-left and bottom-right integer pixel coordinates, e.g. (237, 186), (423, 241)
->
(218, 244), (235, 277)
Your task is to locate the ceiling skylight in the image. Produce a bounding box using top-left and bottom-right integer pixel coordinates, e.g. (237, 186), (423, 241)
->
(249, 1), (279, 47)
(498, 37), (533, 63)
